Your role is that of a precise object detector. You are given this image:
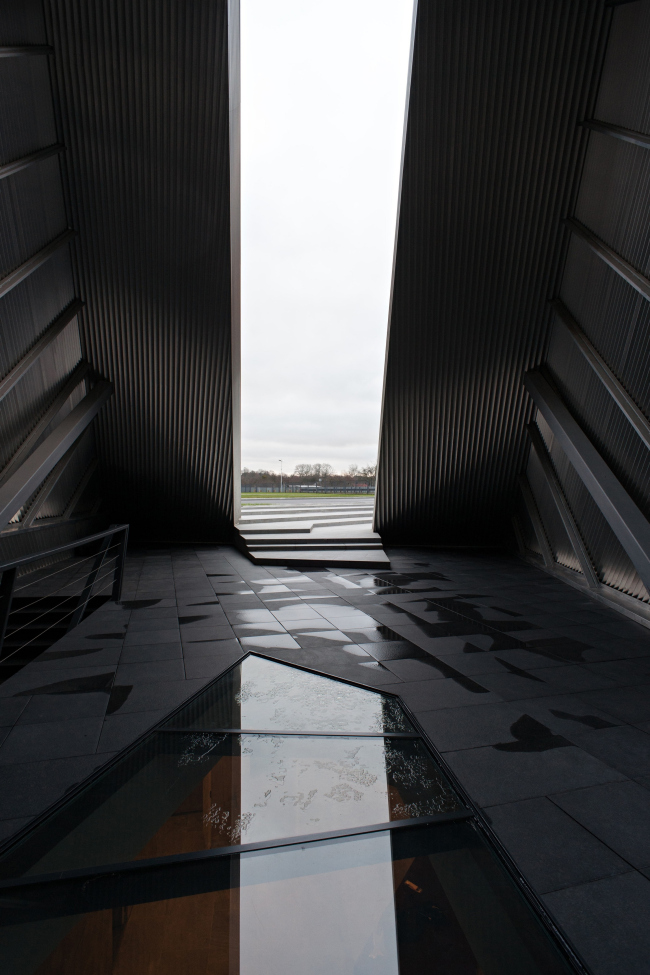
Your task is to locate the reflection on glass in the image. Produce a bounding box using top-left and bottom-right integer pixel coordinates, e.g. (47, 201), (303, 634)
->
(0, 653), (579, 974)
(0, 734), (460, 878)
(215, 734), (460, 843)
(162, 654), (414, 732)
(238, 832), (399, 975)
(4, 825), (575, 975)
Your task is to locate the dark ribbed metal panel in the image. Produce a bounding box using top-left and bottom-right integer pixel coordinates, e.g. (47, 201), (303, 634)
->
(593, 0), (650, 135)
(33, 428), (94, 520)
(515, 495), (544, 562)
(536, 413), (649, 602)
(0, 155), (67, 277)
(0, 0), (48, 45)
(526, 445), (581, 575)
(546, 303), (650, 525)
(0, 312), (82, 472)
(528, 0), (650, 610)
(575, 131), (650, 274)
(0, 256), (81, 478)
(45, 0), (234, 542)
(0, 57), (58, 162)
(375, 0), (607, 543)
(560, 236), (650, 416)
(0, 1), (102, 555)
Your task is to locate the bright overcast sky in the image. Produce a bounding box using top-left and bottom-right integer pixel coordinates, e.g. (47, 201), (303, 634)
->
(240, 0), (414, 475)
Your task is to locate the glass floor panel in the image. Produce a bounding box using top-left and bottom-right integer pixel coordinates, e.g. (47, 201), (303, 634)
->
(161, 654), (414, 733)
(1, 824), (575, 975)
(0, 654), (581, 973)
(0, 733), (461, 878)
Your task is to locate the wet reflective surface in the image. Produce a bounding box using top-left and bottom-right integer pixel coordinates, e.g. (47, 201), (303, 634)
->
(0, 654), (578, 974)
(0, 733), (460, 877)
(2, 825), (574, 975)
(163, 654), (414, 733)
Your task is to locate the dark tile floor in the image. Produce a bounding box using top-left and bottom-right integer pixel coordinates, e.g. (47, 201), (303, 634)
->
(1, 543), (650, 974)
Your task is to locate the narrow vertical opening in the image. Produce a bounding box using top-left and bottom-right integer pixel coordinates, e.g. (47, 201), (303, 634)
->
(240, 0), (415, 502)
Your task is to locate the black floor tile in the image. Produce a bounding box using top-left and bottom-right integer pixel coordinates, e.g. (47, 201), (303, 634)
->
(182, 638), (241, 659)
(0, 753), (114, 821)
(0, 716), (104, 765)
(426, 652), (513, 676)
(183, 649), (242, 680)
(123, 627), (179, 646)
(417, 701), (533, 751)
(259, 647), (400, 687)
(579, 686), (650, 724)
(486, 796), (629, 894)
(380, 658), (449, 682)
(119, 643), (183, 664)
(0, 698), (29, 727)
(528, 664), (617, 693)
(543, 872), (650, 975)
(239, 634), (301, 650)
(97, 709), (171, 752)
(115, 659), (185, 684)
(232, 621), (290, 636)
(585, 657), (650, 685)
(126, 617), (181, 632)
(180, 624), (236, 643)
(292, 631), (354, 649)
(225, 609), (277, 624)
(273, 605), (325, 621)
(15, 691), (109, 725)
(382, 677), (502, 712)
(102, 680), (210, 714)
(550, 780), (650, 868)
(0, 816), (33, 843)
(522, 696), (621, 734)
(445, 744), (624, 806)
(473, 672), (560, 701)
(568, 725), (650, 777)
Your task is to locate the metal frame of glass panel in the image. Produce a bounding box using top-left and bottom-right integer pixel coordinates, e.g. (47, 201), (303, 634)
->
(0, 653), (592, 975)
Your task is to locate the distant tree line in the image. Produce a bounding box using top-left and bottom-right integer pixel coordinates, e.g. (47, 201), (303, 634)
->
(241, 463), (377, 489)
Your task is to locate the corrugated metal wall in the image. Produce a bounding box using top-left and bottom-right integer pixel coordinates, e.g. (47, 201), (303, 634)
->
(0, 0), (104, 564)
(524, 0), (650, 613)
(375, 0), (607, 544)
(45, 0), (235, 542)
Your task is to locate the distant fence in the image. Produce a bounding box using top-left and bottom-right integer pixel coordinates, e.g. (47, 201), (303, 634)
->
(241, 485), (375, 494)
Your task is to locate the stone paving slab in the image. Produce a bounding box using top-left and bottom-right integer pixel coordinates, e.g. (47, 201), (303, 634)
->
(0, 543), (649, 974)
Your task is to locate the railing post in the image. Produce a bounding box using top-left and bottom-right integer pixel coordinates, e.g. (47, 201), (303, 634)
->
(66, 529), (114, 632)
(0, 567), (17, 659)
(111, 525), (129, 602)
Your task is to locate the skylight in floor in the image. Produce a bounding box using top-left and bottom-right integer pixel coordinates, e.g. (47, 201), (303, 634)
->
(240, 0), (415, 476)
(0, 655), (577, 974)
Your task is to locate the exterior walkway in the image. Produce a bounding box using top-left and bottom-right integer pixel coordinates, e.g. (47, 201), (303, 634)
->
(236, 496), (389, 567)
(1, 544), (650, 974)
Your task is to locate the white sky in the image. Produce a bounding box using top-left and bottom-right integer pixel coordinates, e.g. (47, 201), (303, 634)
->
(240, 0), (414, 475)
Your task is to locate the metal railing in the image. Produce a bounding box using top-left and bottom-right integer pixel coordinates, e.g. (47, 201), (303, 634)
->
(0, 524), (129, 667)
